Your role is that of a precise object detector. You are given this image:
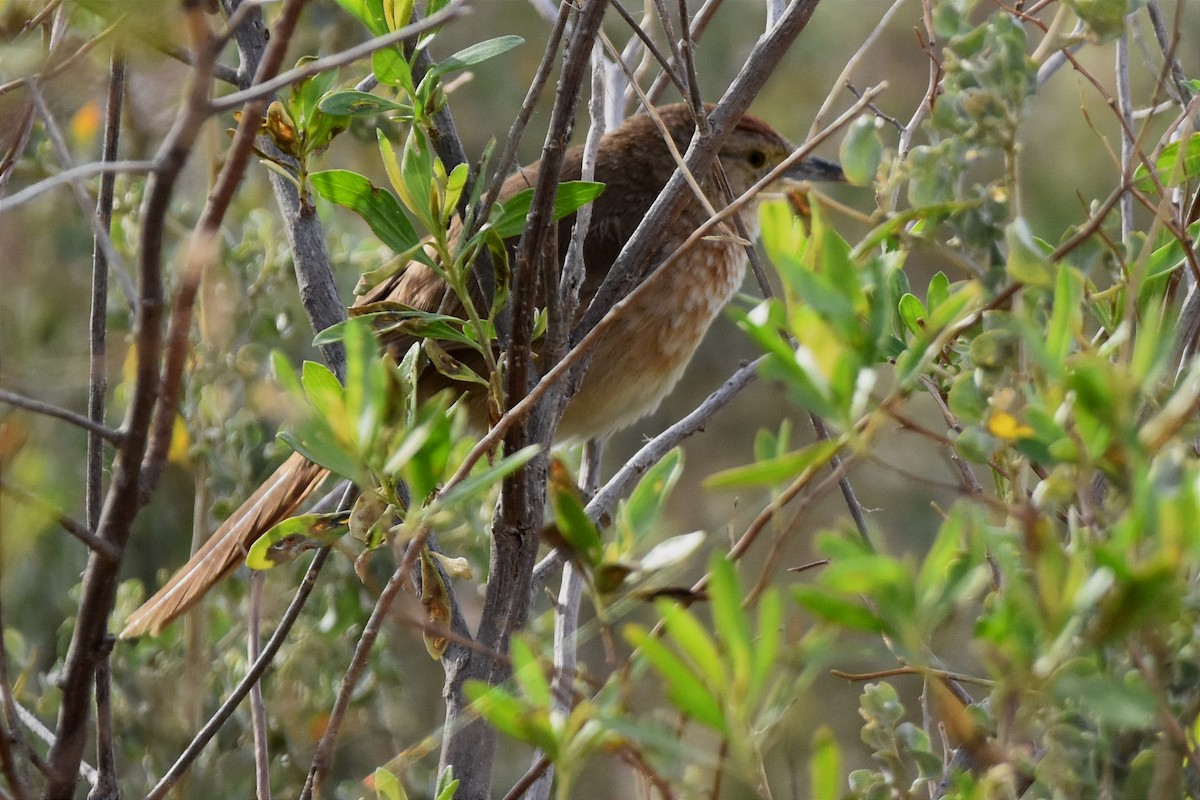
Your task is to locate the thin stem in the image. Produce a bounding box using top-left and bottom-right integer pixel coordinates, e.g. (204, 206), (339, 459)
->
(248, 573), (272, 800)
(144, 548), (330, 800)
(0, 160), (156, 214)
(0, 480), (120, 561)
(0, 390), (123, 445)
(209, 1), (470, 112)
(301, 531), (428, 799)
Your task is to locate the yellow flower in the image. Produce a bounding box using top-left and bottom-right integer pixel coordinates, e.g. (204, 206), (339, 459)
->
(988, 411), (1033, 441)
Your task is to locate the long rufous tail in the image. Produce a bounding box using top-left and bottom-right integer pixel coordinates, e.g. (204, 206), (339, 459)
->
(120, 452), (329, 638)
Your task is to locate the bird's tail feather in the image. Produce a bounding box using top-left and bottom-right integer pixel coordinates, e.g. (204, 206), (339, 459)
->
(120, 451), (328, 638)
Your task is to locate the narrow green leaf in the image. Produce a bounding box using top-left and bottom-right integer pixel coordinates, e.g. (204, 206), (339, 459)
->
(489, 181), (605, 239)
(1133, 132), (1200, 191)
(433, 36), (524, 78)
(625, 624), (727, 733)
(708, 557), (752, 688)
(437, 445), (539, 508)
(551, 485), (604, 568)
(750, 588), (782, 703)
(278, 429), (361, 481)
(705, 439), (840, 490)
(657, 600), (728, 690)
(318, 90), (412, 117)
(810, 726), (842, 800)
(793, 586), (885, 632)
(310, 169), (419, 254)
(619, 448), (683, 543)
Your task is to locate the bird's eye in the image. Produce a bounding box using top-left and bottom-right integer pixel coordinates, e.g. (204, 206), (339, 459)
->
(747, 149), (767, 168)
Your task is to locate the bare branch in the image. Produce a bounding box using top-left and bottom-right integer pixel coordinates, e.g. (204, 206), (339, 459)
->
(0, 481), (119, 560)
(209, 0), (471, 112)
(0, 390), (123, 445)
(0, 160), (156, 214)
(145, 548), (330, 800)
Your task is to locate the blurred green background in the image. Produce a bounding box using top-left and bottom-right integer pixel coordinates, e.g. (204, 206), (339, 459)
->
(3, 1), (1199, 796)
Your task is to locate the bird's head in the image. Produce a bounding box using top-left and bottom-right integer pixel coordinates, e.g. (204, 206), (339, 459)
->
(716, 111), (845, 198)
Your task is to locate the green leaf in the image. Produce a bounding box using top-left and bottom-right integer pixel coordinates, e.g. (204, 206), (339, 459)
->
(657, 599), (727, 690)
(434, 769), (459, 800)
(618, 448), (683, 543)
(926, 271), (950, 311)
(437, 445), (539, 508)
(372, 767), (408, 800)
(793, 586), (885, 632)
(310, 169), (420, 254)
(551, 485), (604, 568)
(750, 588), (781, 703)
(839, 115), (884, 186)
(510, 636), (551, 707)
(318, 90), (412, 117)
(625, 624), (727, 733)
(897, 292), (926, 336)
(1133, 132), (1200, 191)
(1006, 217), (1054, 287)
(432, 35), (524, 78)
(301, 360), (346, 426)
(1044, 264), (1082, 368)
(245, 512), (350, 570)
(489, 181), (606, 238)
(810, 726), (841, 800)
(333, 0), (387, 35)
(342, 318), (385, 447)
(705, 439), (840, 489)
(278, 429), (361, 481)
(372, 46), (414, 92)
(708, 557), (752, 687)
(271, 350), (303, 398)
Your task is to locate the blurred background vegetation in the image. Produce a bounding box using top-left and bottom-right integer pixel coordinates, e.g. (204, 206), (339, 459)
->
(3, 0), (1200, 798)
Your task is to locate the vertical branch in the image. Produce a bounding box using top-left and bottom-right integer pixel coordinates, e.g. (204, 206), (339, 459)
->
(84, 48), (124, 800)
(44, 6), (218, 794)
(84, 639), (117, 800)
(525, 47), (612, 796)
(248, 573), (272, 800)
(526, 442), (604, 800)
(0, 597), (32, 800)
(438, 4), (613, 799)
(223, 0), (348, 380)
(1116, 32), (1134, 242)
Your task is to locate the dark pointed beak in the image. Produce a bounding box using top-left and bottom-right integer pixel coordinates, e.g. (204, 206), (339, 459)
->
(786, 154), (845, 183)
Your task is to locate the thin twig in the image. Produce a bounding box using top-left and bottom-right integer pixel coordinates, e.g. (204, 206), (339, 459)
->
(209, 1), (470, 112)
(0, 390), (123, 445)
(0, 480), (119, 561)
(301, 531), (429, 799)
(0, 160), (156, 214)
(23, 83), (137, 310)
(85, 638), (118, 800)
(248, 573), (272, 800)
(145, 548), (330, 800)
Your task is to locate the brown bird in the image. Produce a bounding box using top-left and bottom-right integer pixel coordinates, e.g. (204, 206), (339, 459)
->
(120, 102), (842, 637)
